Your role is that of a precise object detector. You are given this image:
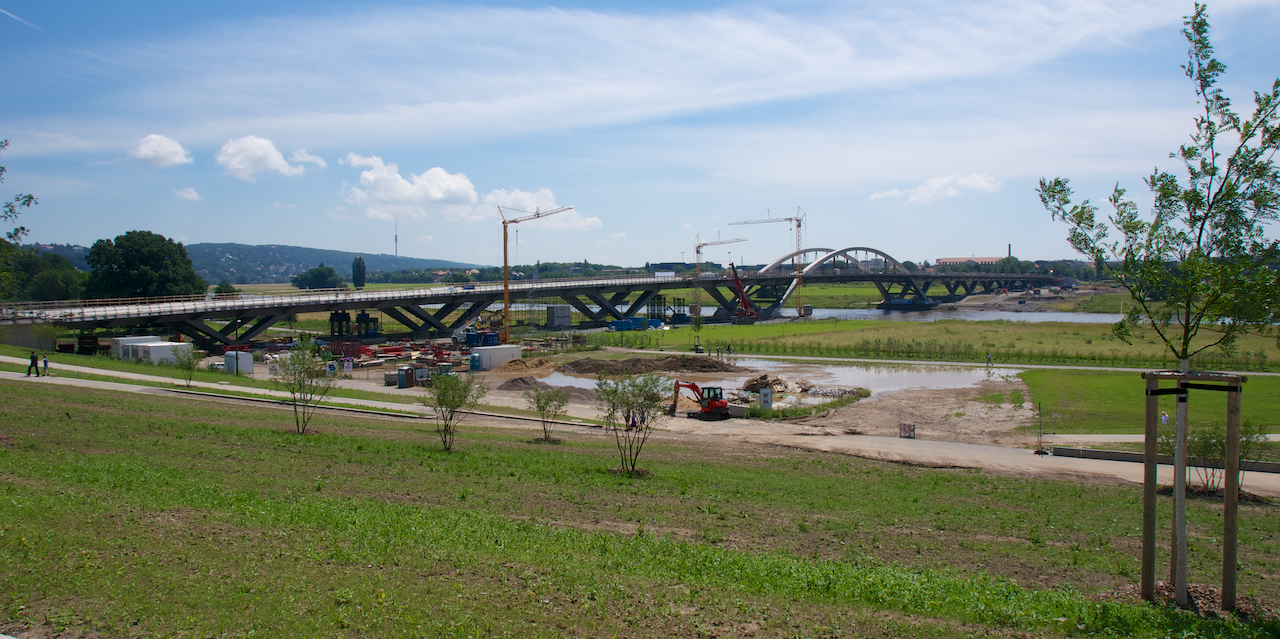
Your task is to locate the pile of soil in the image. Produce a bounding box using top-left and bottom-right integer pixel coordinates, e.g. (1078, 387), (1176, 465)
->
(557, 355), (746, 376)
(496, 375), (597, 404)
(492, 357), (556, 374)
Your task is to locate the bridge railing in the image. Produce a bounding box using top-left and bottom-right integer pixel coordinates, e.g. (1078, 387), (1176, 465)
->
(0, 271), (736, 324)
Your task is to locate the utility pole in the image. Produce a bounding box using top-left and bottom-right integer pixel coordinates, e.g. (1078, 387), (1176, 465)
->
(498, 205), (573, 343)
(731, 207), (806, 314)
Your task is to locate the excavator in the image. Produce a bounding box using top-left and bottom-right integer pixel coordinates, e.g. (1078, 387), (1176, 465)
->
(669, 380), (731, 420)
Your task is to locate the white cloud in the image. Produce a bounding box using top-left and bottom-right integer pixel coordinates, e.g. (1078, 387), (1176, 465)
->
(610, 232), (626, 239)
(132, 134), (192, 167)
(341, 153), (478, 220)
(483, 188), (601, 230)
(174, 187), (201, 200)
(215, 135), (305, 181)
(870, 173), (1001, 204)
(290, 149), (327, 168)
(273, 201), (297, 209)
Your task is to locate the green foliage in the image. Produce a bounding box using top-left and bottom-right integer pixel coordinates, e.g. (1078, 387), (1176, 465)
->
(0, 138), (37, 297)
(422, 373), (488, 451)
(596, 373), (668, 473)
(85, 230), (207, 299)
(351, 256), (366, 289)
(1039, 5), (1280, 364)
(523, 384), (570, 441)
(271, 334), (336, 434)
(4, 250), (86, 301)
(170, 344), (204, 388)
(443, 270), (473, 283)
(213, 279), (238, 295)
(290, 262), (345, 289)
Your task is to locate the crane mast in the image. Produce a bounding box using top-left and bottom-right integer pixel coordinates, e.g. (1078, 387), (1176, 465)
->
(498, 205), (573, 343)
(730, 207), (806, 315)
(689, 235), (745, 326)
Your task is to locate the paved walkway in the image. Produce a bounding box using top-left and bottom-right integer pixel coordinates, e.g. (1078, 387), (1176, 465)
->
(5, 354), (1279, 498)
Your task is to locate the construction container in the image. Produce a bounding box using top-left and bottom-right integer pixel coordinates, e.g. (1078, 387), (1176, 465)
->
(111, 336), (162, 360)
(397, 366), (413, 389)
(470, 345), (522, 371)
(224, 350), (253, 375)
(546, 305), (571, 329)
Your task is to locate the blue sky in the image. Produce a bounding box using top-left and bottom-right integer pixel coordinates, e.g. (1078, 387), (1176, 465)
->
(2, 1), (1278, 268)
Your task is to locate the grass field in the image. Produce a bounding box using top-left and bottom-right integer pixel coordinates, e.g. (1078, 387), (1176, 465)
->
(597, 319), (1280, 372)
(2, 381), (1278, 637)
(1018, 369), (1280, 434)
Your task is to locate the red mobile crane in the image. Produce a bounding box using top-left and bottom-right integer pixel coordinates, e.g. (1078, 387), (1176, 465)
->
(669, 380), (731, 420)
(728, 262), (757, 321)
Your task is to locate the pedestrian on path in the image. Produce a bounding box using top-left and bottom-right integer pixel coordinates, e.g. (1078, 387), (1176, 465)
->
(42, 355), (49, 376)
(27, 351), (40, 377)
(1161, 411), (1169, 426)
(986, 352), (992, 367)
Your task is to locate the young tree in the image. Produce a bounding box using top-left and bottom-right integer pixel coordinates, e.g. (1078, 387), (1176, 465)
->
(1038, 5), (1280, 371)
(351, 256), (367, 289)
(272, 334), (335, 434)
(422, 373), (488, 451)
(596, 373), (669, 475)
(171, 344), (204, 388)
(214, 279), (238, 296)
(524, 385), (570, 442)
(290, 263), (344, 289)
(1039, 4), (1279, 607)
(1, 138), (36, 297)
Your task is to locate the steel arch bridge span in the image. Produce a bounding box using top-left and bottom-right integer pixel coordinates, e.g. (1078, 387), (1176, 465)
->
(746, 246), (917, 318)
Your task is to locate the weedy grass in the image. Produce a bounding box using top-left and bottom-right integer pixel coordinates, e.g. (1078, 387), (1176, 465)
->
(594, 319), (1279, 372)
(1020, 370), (1280, 435)
(1, 381), (1278, 637)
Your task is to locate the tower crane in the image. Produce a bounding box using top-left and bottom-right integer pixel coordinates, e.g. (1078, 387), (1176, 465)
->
(730, 207), (806, 315)
(498, 205), (573, 343)
(690, 236), (745, 325)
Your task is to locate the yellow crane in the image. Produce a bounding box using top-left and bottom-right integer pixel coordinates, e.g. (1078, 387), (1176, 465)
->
(730, 207), (806, 314)
(498, 205), (573, 343)
(690, 235), (746, 324)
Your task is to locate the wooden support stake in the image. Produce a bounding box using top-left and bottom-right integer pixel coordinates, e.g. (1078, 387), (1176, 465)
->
(1223, 387), (1242, 610)
(1142, 374), (1159, 601)
(1173, 386), (1189, 607)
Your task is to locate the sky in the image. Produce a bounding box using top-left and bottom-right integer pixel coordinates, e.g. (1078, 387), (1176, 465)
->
(2, 0), (1278, 269)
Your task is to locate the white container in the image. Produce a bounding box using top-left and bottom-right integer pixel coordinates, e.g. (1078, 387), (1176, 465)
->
(471, 344), (522, 371)
(111, 336), (160, 360)
(224, 351), (254, 375)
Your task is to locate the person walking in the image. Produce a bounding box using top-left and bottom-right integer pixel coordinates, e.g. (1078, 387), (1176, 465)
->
(986, 352), (992, 367)
(42, 355), (49, 376)
(27, 351), (39, 377)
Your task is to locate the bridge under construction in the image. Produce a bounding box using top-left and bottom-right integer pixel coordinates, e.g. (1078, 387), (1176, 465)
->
(1, 246), (1059, 347)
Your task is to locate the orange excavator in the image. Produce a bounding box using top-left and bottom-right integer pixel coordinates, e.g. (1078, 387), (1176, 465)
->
(669, 380), (731, 420)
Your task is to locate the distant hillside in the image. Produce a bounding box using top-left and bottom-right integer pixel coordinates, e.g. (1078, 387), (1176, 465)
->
(187, 243), (487, 285)
(24, 244), (89, 271)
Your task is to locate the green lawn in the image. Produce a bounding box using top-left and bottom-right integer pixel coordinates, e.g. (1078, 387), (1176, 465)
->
(596, 319), (1280, 372)
(1, 381), (1277, 637)
(1020, 369), (1280, 434)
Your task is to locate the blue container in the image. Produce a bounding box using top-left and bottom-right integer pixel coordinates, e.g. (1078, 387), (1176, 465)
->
(648, 319), (662, 329)
(632, 318), (647, 331)
(610, 320), (627, 332)
(469, 353), (482, 370)
(480, 332), (500, 346)
(464, 332), (482, 347)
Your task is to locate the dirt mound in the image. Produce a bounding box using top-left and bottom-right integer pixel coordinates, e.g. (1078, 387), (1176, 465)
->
(492, 357), (555, 373)
(496, 375), (598, 404)
(557, 355), (746, 376)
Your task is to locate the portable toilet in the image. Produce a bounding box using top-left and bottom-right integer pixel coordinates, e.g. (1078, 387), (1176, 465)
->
(397, 366), (413, 389)
(469, 352), (481, 371)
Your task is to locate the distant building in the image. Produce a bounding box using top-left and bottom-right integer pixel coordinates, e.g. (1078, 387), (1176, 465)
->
(936, 257), (1002, 267)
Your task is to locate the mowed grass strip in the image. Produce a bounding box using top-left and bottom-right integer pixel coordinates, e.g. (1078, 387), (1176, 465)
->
(1021, 369), (1280, 434)
(1, 381), (1278, 637)
(596, 319), (1280, 372)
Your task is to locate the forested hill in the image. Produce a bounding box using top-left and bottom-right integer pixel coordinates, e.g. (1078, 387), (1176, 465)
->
(186, 244), (486, 284)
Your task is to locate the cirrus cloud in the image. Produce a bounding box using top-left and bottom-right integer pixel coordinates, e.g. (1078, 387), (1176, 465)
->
(870, 173), (1001, 204)
(215, 135), (306, 181)
(131, 134), (192, 167)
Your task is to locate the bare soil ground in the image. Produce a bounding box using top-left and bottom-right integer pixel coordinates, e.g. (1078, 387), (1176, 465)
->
(793, 378), (1037, 447)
